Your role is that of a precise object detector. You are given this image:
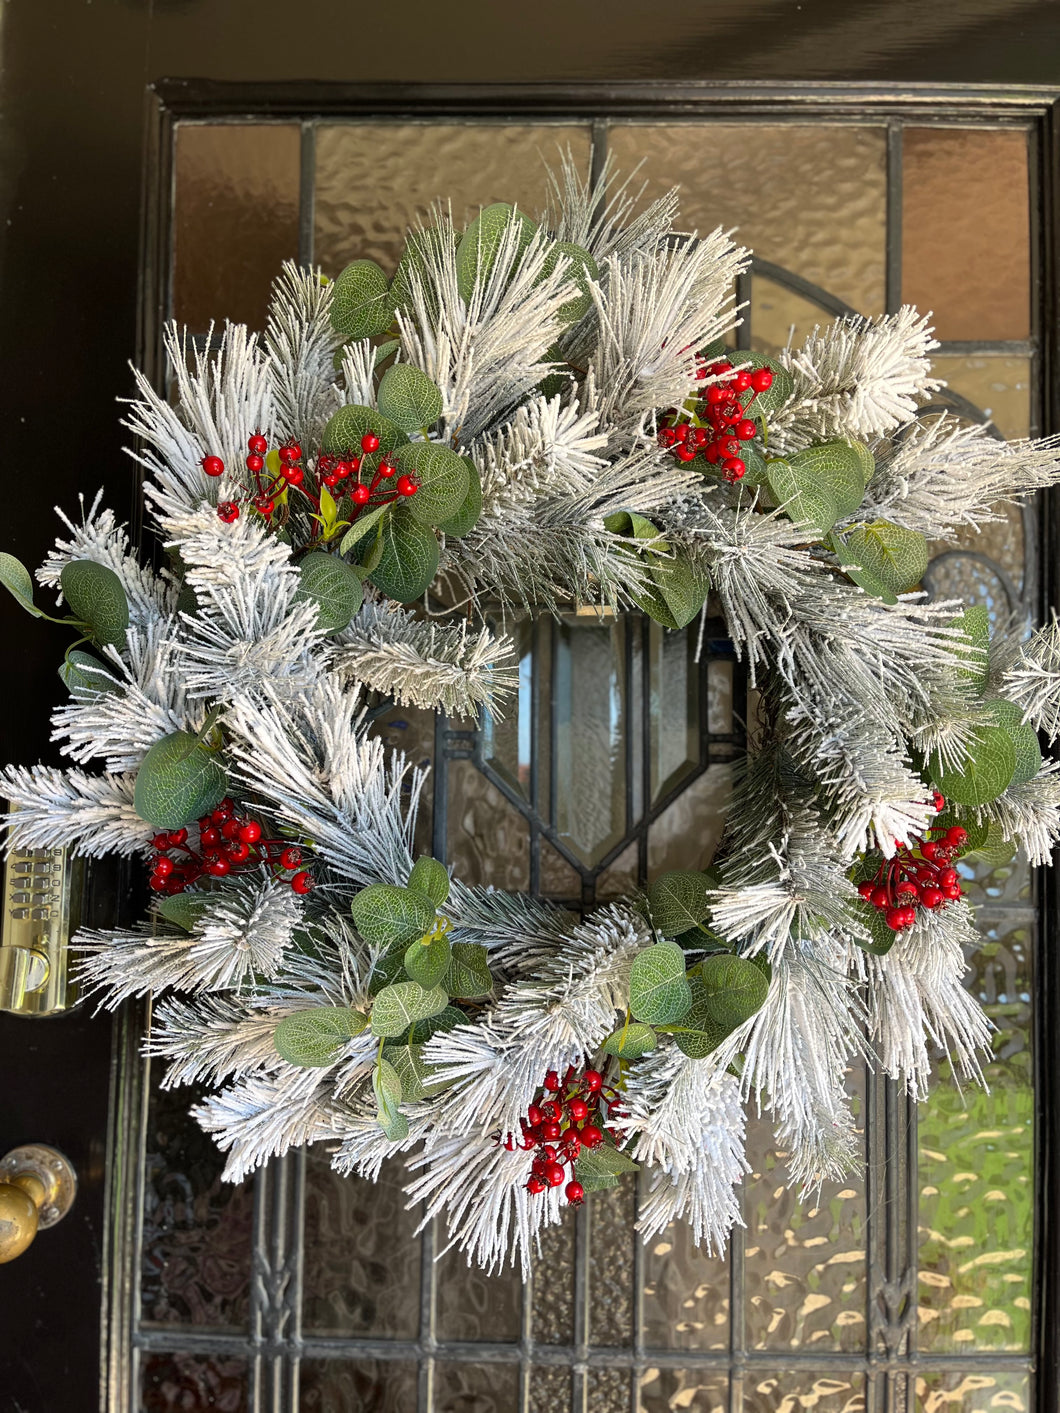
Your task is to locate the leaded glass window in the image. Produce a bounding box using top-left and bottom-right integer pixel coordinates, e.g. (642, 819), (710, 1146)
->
(116, 103), (1044, 1413)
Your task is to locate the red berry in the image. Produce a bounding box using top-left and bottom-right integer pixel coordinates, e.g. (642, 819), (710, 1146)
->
(285, 467), (306, 488)
(206, 856), (231, 877)
(284, 442), (302, 463)
(542, 1121), (562, 1141)
(540, 1144), (558, 1163)
(722, 457), (746, 482)
(869, 887), (890, 910)
(565, 1180), (585, 1206)
(719, 436), (740, 458)
(562, 1132), (582, 1159)
(692, 427), (709, 447)
(751, 368), (774, 392)
(938, 867), (959, 887)
(397, 475), (417, 497)
(946, 826), (968, 848)
(544, 1162), (566, 1188)
(334, 461), (352, 480)
(583, 1070), (603, 1093)
(709, 361), (732, 375)
(580, 1125), (604, 1149)
(526, 1104), (543, 1128)
(253, 496), (275, 516)
(151, 833), (171, 851)
(921, 841), (939, 861)
(885, 907), (907, 931)
(169, 828), (188, 847)
(674, 423), (690, 442)
(351, 484), (371, 506)
(152, 855), (175, 878)
(658, 427), (677, 446)
(675, 444), (697, 462)
(322, 473), (339, 488)
(248, 433), (268, 455)
(217, 502), (240, 523)
(706, 385), (727, 405)
(567, 1097), (589, 1122)
(857, 881), (875, 899)
(239, 821), (262, 844)
(526, 1177), (546, 1195)
(148, 875), (168, 892)
(201, 455), (225, 478)
(896, 880), (919, 898)
(736, 419), (758, 441)
(291, 871), (313, 895)
(921, 885), (944, 909)
(246, 453), (264, 473)
(199, 825), (221, 848)
(942, 882), (961, 900)
(704, 444), (721, 464)
(279, 847), (302, 870)
(227, 841), (251, 864)
(733, 370), (753, 392)
(361, 432), (380, 454)
(544, 1071), (561, 1092)
(933, 791), (946, 812)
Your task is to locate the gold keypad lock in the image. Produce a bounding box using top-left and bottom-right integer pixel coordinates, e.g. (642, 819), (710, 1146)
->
(1, 807), (82, 1015)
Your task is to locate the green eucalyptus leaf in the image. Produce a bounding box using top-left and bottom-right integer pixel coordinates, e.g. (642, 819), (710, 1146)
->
(383, 1041), (446, 1100)
(331, 259), (395, 341)
(293, 551), (363, 633)
(338, 501), (391, 555)
(600, 1021), (657, 1059)
(604, 510), (662, 542)
(156, 894), (210, 932)
(322, 404), (409, 465)
(133, 729), (227, 829)
(377, 363), (444, 434)
(696, 953), (770, 1030)
(367, 503), (440, 603)
(456, 203), (538, 301)
(436, 458), (483, 538)
(574, 1141), (639, 1193)
(60, 560), (129, 648)
(965, 820), (1019, 868)
(371, 981), (449, 1038)
(928, 723), (1017, 807)
(853, 908), (899, 957)
(373, 1056), (409, 1140)
(351, 883), (437, 948)
(788, 441), (866, 519)
(0, 552), (43, 618)
(953, 605), (991, 690)
(403, 1004), (465, 1044)
(274, 1005), (367, 1068)
(739, 354), (793, 417)
(647, 870), (713, 937)
(404, 934), (452, 989)
(828, 530), (898, 604)
(636, 554), (710, 631)
(847, 438), (876, 487)
(391, 443), (469, 527)
(408, 856), (450, 906)
(844, 520), (929, 595)
(628, 942), (693, 1026)
(539, 240), (600, 323)
(766, 460), (839, 540)
(443, 942), (493, 1000)
(59, 649), (119, 697)
(374, 339), (400, 368)
(670, 972), (731, 1058)
(984, 699), (1042, 785)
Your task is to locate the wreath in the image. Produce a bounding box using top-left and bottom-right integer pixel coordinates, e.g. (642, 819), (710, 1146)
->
(5, 153), (1060, 1274)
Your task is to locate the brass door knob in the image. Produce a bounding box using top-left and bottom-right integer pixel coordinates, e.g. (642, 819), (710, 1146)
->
(0, 1145), (77, 1263)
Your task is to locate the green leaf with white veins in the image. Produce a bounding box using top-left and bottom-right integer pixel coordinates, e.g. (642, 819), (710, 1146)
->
(351, 883), (437, 949)
(574, 1142), (639, 1193)
(370, 982), (449, 1038)
(788, 441), (866, 519)
(133, 729), (227, 829)
(766, 459), (838, 540)
(383, 1041), (446, 1100)
(61, 559), (129, 648)
(274, 1006), (367, 1068)
(647, 870), (713, 937)
(0, 552), (44, 618)
(293, 552), (363, 633)
(377, 363), (444, 433)
(443, 942), (492, 1000)
(984, 699), (1042, 785)
(408, 856), (450, 906)
(600, 1021), (657, 1059)
(844, 520), (929, 596)
(391, 443), (469, 527)
(367, 504), (440, 603)
(331, 258), (395, 341)
(696, 953), (770, 1030)
(628, 942), (693, 1025)
(373, 1057), (409, 1141)
(928, 723), (1016, 807)
(404, 934), (452, 989)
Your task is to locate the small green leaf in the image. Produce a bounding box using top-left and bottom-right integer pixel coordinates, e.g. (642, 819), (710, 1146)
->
(965, 820), (1018, 867)
(739, 354), (793, 416)
(847, 438), (876, 487)
(322, 404), (409, 465)
(628, 942), (693, 1026)
(766, 460), (839, 540)
(853, 908), (899, 957)
(952, 605), (991, 690)
(156, 894), (210, 931)
(61, 559), (129, 648)
(788, 441), (867, 519)
(604, 510), (662, 542)
(367, 504), (440, 603)
(456, 203), (538, 301)
(133, 729), (227, 829)
(984, 699), (1042, 785)
(928, 724), (1017, 807)
(539, 240), (600, 324)
(293, 551), (364, 633)
(443, 942), (493, 1000)
(373, 1056), (409, 1140)
(59, 649), (119, 697)
(696, 953), (770, 1030)
(403, 1004), (465, 1044)
(828, 530), (898, 604)
(391, 443), (469, 527)
(0, 552), (43, 618)
(574, 1141), (639, 1192)
(670, 972), (731, 1058)
(371, 981), (449, 1038)
(636, 554), (710, 631)
(274, 1006), (367, 1068)
(377, 364), (444, 434)
(436, 458), (483, 539)
(600, 1021), (657, 1059)
(647, 870), (713, 937)
(383, 1041), (447, 1100)
(404, 934), (452, 988)
(374, 339), (400, 367)
(351, 883), (437, 948)
(844, 520), (929, 595)
(408, 856), (450, 906)
(331, 259), (396, 341)
(338, 501), (392, 556)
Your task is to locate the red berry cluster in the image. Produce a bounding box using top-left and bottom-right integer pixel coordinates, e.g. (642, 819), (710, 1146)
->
(204, 432), (418, 528)
(857, 792), (968, 931)
(500, 1065), (626, 1207)
(658, 358), (775, 484)
(148, 798), (312, 897)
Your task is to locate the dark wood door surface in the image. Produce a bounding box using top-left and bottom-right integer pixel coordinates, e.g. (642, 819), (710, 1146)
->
(3, 5), (1060, 1411)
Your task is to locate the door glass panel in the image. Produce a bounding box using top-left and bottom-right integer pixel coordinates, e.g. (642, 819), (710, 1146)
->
(120, 108), (1042, 1412)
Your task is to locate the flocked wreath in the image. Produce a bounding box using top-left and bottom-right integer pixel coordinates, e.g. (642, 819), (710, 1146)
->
(5, 152), (1060, 1274)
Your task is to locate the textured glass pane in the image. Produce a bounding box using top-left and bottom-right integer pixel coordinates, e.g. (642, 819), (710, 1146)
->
(744, 1065), (867, 1351)
(648, 763), (732, 876)
(596, 840), (640, 900)
(173, 123), (301, 331)
(436, 1243), (522, 1341)
(588, 1369), (631, 1412)
(371, 702), (436, 860)
(902, 128), (1030, 342)
(554, 617), (628, 866)
(482, 619), (534, 799)
(589, 1181), (635, 1345)
(931, 356), (1032, 441)
(918, 918), (1034, 1351)
(751, 276), (852, 358)
(531, 1215), (576, 1344)
(540, 839), (584, 899)
(915, 1372), (1029, 1413)
(301, 1145), (421, 1337)
(140, 1079), (253, 1330)
(447, 758), (530, 890)
(314, 123), (593, 276)
(300, 1359), (418, 1413)
(140, 1352), (248, 1413)
(641, 1210), (730, 1350)
(530, 1365), (572, 1413)
(923, 552), (1021, 637)
(957, 849), (1031, 908)
(744, 1372), (865, 1413)
(606, 123), (886, 316)
(434, 1361), (520, 1411)
(927, 507), (1026, 604)
(706, 658), (734, 738)
(650, 622), (701, 802)
(639, 1369), (728, 1413)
